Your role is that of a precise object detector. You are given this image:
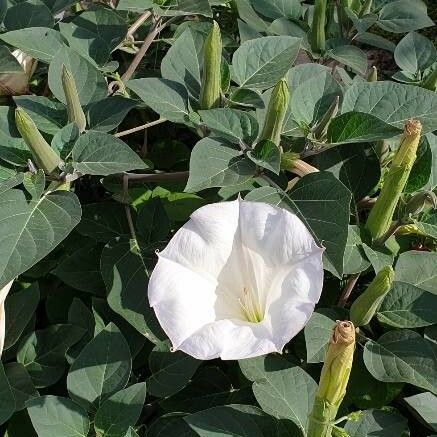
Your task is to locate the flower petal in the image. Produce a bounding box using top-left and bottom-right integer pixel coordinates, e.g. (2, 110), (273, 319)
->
(0, 280), (14, 357)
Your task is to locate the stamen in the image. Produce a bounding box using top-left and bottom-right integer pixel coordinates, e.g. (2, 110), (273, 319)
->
(238, 286), (264, 323)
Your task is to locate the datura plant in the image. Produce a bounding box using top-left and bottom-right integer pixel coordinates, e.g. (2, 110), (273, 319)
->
(0, 1), (436, 437)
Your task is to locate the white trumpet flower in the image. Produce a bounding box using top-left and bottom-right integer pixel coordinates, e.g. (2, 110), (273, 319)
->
(148, 199), (324, 360)
(0, 280), (13, 357)
(0, 50), (36, 96)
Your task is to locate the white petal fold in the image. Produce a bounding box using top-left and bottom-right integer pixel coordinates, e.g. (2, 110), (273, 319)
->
(0, 280), (14, 357)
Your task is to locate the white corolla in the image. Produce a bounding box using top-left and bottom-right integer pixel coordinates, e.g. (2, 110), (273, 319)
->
(148, 199), (324, 360)
(0, 281), (13, 356)
(0, 50), (36, 96)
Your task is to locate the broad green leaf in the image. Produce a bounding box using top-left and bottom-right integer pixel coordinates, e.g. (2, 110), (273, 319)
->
(0, 47), (22, 73)
(304, 308), (348, 363)
(362, 243), (394, 274)
(235, 0), (268, 33)
(86, 97), (137, 132)
(127, 78), (189, 123)
(27, 395), (90, 437)
(251, 0), (301, 19)
(422, 133), (436, 190)
(51, 123), (79, 159)
(344, 408), (408, 436)
(395, 250), (437, 294)
(161, 28), (205, 100)
(155, 0), (212, 17)
(71, 131), (146, 176)
(406, 135), (434, 192)
(363, 329), (437, 394)
(48, 47), (107, 105)
(147, 341), (201, 398)
(17, 324), (85, 388)
(67, 323), (132, 411)
(59, 7), (127, 66)
(328, 45), (368, 75)
(117, 0), (153, 11)
(342, 81), (437, 133)
(0, 190), (81, 288)
(52, 245), (105, 294)
(148, 414), (197, 437)
(136, 198), (171, 243)
(378, 281), (437, 328)
(0, 362), (14, 426)
(4, 363), (38, 411)
(101, 241), (165, 344)
(355, 31), (396, 52)
(4, 283), (40, 350)
(247, 140), (281, 174)
(23, 170), (45, 200)
(199, 108), (259, 144)
(394, 32), (437, 73)
(404, 392), (437, 431)
(94, 383), (147, 437)
(232, 36), (301, 89)
(4, 0), (54, 31)
(246, 172), (351, 277)
(229, 87), (265, 109)
(185, 137), (256, 192)
(327, 112), (402, 144)
(40, 0), (77, 13)
(0, 28), (63, 63)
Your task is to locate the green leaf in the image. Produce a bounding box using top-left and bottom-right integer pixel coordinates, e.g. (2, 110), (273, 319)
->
(4, 0), (54, 31)
(406, 135), (434, 192)
(377, 281), (437, 328)
(327, 112), (402, 144)
(378, 0), (434, 33)
(362, 243), (394, 274)
(342, 81), (437, 133)
(27, 395), (90, 437)
(52, 245), (105, 294)
(251, 0), (301, 19)
(4, 362), (38, 411)
(0, 362), (15, 426)
(404, 392), (437, 431)
(40, 0), (77, 13)
(0, 190), (81, 288)
(71, 131), (146, 176)
(147, 341), (201, 398)
(117, 0), (153, 12)
(232, 36), (301, 89)
(304, 308), (349, 363)
(67, 323), (132, 411)
(155, 0), (212, 17)
(94, 383), (147, 437)
(48, 47), (107, 105)
(199, 108), (259, 144)
(422, 133), (436, 190)
(344, 408), (408, 436)
(395, 250), (437, 294)
(51, 123), (79, 159)
(148, 414), (197, 437)
(23, 170), (45, 200)
(247, 139), (280, 174)
(246, 172), (352, 277)
(17, 324), (85, 388)
(127, 78), (189, 123)
(185, 137), (256, 192)
(136, 198), (171, 243)
(0, 47), (23, 73)
(328, 45), (368, 75)
(101, 241), (165, 344)
(0, 27), (63, 63)
(59, 7), (127, 65)
(394, 31), (437, 73)
(4, 283), (40, 351)
(363, 329), (437, 394)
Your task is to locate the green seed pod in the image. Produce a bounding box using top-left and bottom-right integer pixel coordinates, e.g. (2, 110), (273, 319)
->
(367, 66), (378, 82)
(422, 68), (437, 92)
(199, 21), (222, 109)
(365, 119), (422, 242)
(312, 95), (339, 140)
(260, 79), (289, 147)
(307, 321), (356, 437)
(62, 65), (86, 132)
(350, 266), (394, 326)
(311, 0), (327, 53)
(15, 108), (62, 175)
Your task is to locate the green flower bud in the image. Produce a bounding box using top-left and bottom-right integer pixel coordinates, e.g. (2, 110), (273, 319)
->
(350, 266), (394, 326)
(312, 95), (339, 140)
(15, 108), (62, 175)
(311, 0), (327, 53)
(367, 66), (378, 82)
(199, 21), (222, 109)
(307, 321), (356, 437)
(281, 152), (319, 176)
(260, 79), (289, 147)
(62, 65), (86, 132)
(365, 119), (422, 242)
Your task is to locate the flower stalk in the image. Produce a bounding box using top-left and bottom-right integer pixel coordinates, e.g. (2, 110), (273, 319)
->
(62, 65), (86, 132)
(311, 0), (327, 53)
(199, 21), (222, 109)
(350, 266), (394, 326)
(260, 79), (289, 147)
(15, 108), (62, 175)
(365, 119), (422, 242)
(307, 321), (356, 437)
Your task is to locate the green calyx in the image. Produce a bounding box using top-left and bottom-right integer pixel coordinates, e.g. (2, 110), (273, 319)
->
(62, 64), (86, 132)
(260, 79), (289, 147)
(199, 21), (222, 110)
(15, 108), (62, 175)
(311, 0), (327, 53)
(350, 266), (394, 326)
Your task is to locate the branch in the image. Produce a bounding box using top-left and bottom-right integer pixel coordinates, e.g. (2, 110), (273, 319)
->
(115, 118), (167, 137)
(338, 273), (361, 307)
(123, 173), (138, 242)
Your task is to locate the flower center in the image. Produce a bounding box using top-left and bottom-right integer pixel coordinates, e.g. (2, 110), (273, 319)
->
(238, 286), (264, 323)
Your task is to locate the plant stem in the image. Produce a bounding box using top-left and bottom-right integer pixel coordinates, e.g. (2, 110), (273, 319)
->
(115, 118), (167, 137)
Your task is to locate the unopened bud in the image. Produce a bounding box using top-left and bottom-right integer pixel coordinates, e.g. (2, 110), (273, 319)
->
(0, 50), (37, 96)
(62, 65), (86, 132)
(350, 266), (394, 326)
(367, 66), (377, 82)
(311, 0), (327, 53)
(15, 108), (62, 175)
(281, 152), (319, 176)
